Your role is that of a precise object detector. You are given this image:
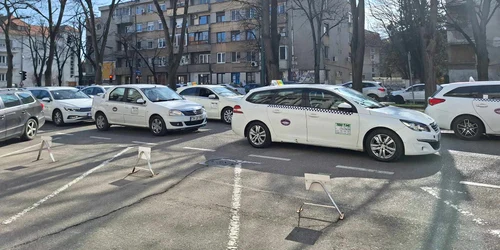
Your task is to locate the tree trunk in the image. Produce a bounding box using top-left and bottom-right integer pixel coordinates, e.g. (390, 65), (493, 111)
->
(5, 32), (13, 88)
(476, 39), (489, 81)
(350, 0), (365, 92)
(270, 0), (280, 80)
(167, 64), (178, 90)
(315, 18), (322, 84)
(422, 0), (438, 101)
(94, 65), (102, 85)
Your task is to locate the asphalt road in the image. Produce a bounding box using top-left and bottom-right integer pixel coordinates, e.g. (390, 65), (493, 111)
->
(0, 120), (499, 250)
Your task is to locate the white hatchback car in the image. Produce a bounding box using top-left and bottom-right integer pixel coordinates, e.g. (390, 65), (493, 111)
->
(92, 85), (207, 135)
(232, 84), (441, 162)
(177, 85), (243, 124)
(425, 81), (500, 140)
(28, 87), (93, 126)
(390, 84), (425, 104)
(342, 81), (388, 101)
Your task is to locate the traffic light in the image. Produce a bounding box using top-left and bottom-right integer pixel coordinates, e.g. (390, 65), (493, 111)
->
(19, 71), (27, 81)
(109, 75), (113, 83)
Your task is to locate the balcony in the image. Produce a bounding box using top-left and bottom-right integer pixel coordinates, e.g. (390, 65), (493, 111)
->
(187, 64), (210, 72)
(188, 4), (209, 14)
(0, 63), (7, 68)
(187, 43), (211, 53)
(188, 24), (209, 33)
(114, 15), (133, 24)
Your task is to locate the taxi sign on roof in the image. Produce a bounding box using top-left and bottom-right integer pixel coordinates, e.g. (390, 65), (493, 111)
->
(271, 80), (284, 86)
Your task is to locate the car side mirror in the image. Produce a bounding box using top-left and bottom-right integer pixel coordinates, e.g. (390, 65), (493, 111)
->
(208, 94), (217, 99)
(136, 98), (146, 104)
(96, 93), (104, 97)
(41, 97), (51, 102)
(338, 102), (353, 111)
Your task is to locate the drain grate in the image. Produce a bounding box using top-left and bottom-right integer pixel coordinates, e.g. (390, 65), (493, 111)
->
(6, 166), (27, 171)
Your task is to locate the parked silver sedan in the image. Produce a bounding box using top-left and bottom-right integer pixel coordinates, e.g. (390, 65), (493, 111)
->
(0, 89), (45, 142)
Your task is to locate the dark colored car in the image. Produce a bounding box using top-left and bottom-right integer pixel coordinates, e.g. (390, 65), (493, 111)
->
(244, 83), (262, 93)
(0, 89), (45, 142)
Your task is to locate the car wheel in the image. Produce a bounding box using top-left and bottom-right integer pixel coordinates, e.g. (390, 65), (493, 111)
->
(21, 118), (38, 141)
(452, 115), (484, 141)
(247, 122), (271, 148)
(365, 129), (404, 162)
(150, 115), (167, 136)
(368, 94), (380, 101)
(52, 110), (64, 126)
(394, 95), (405, 104)
(95, 112), (110, 131)
(221, 107), (233, 124)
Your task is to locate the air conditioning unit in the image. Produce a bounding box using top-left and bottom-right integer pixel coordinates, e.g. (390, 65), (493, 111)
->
(250, 61), (258, 67)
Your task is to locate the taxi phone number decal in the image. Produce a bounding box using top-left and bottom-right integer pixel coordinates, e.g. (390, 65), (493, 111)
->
(335, 123), (351, 135)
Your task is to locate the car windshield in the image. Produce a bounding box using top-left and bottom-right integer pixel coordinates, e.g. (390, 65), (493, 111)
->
(212, 87), (241, 97)
(50, 89), (90, 100)
(336, 87), (385, 109)
(141, 87), (183, 102)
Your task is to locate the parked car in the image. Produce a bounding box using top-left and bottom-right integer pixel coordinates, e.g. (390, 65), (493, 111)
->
(81, 85), (113, 97)
(0, 89), (45, 142)
(92, 84), (207, 136)
(232, 84), (440, 162)
(75, 86), (86, 90)
(425, 81), (500, 140)
(244, 83), (262, 94)
(220, 84), (246, 95)
(390, 84), (425, 104)
(178, 85), (243, 124)
(27, 87), (93, 126)
(342, 81), (387, 101)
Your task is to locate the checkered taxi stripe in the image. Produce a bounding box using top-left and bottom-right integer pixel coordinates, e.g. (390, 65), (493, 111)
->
(474, 99), (500, 102)
(268, 105), (353, 115)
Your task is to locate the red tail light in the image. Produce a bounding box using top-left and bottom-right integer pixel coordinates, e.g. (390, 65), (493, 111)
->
(40, 102), (44, 109)
(233, 105), (243, 114)
(429, 98), (446, 106)
(378, 88), (386, 92)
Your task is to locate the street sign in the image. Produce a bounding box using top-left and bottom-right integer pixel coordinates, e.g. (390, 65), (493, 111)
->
(136, 70), (141, 76)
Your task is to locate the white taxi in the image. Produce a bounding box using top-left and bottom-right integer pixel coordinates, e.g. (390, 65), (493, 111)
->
(92, 85), (206, 136)
(232, 84), (441, 162)
(177, 85), (243, 124)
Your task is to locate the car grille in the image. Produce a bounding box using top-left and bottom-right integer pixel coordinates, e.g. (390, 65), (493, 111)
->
(181, 109), (203, 116)
(184, 119), (204, 126)
(79, 107), (92, 112)
(428, 141), (440, 150)
(430, 122), (439, 132)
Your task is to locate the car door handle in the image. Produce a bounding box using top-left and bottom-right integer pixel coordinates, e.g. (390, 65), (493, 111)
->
(308, 113), (319, 118)
(476, 103), (488, 108)
(272, 109), (281, 114)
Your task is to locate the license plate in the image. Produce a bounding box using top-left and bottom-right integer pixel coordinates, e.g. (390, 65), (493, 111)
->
(190, 115), (203, 121)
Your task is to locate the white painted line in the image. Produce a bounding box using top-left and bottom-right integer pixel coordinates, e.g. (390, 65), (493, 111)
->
(0, 138), (60, 159)
(489, 230), (500, 238)
(226, 163), (242, 250)
(420, 186), (466, 194)
(248, 154), (291, 161)
(183, 147), (215, 152)
(90, 136), (111, 140)
(165, 139), (180, 143)
(335, 165), (394, 175)
(132, 141), (158, 146)
(448, 150), (500, 160)
(56, 132), (74, 136)
(2, 147), (132, 225)
(459, 181), (500, 189)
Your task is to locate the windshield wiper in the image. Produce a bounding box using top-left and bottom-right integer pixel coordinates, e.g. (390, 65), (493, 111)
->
(153, 98), (182, 102)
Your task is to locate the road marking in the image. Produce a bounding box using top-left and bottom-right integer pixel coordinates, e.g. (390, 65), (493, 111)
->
(90, 136), (111, 140)
(227, 163), (242, 250)
(248, 154), (291, 161)
(164, 139), (180, 143)
(459, 181), (500, 189)
(448, 150), (500, 160)
(183, 147), (215, 152)
(489, 230), (500, 238)
(420, 186), (466, 194)
(2, 147), (132, 225)
(132, 141), (158, 146)
(56, 132), (74, 136)
(0, 138), (60, 159)
(335, 165), (394, 175)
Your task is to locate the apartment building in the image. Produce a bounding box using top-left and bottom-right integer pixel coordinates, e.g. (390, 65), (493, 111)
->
(96, 0), (351, 85)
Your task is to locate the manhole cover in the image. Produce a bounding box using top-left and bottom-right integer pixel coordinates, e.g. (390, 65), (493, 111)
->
(204, 158), (240, 167)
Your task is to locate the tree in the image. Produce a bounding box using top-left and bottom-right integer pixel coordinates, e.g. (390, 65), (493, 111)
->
(153, 0), (189, 90)
(444, 0), (500, 80)
(290, 0), (348, 84)
(350, 0), (365, 92)
(54, 27), (74, 86)
(23, 19), (49, 87)
(67, 7), (86, 86)
(116, 32), (137, 84)
(0, 0), (25, 88)
(417, 0), (438, 99)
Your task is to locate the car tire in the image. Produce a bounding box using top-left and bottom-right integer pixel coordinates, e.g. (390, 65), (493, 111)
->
(394, 95), (405, 104)
(221, 107), (233, 124)
(368, 94), (380, 101)
(365, 128), (404, 162)
(452, 115), (484, 141)
(246, 122), (272, 148)
(95, 112), (111, 131)
(52, 110), (64, 126)
(149, 115), (167, 136)
(21, 118), (38, 141)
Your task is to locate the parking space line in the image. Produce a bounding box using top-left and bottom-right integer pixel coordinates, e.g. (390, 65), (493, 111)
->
(459, 181), (500, 189)
(183, 147), (215, 152)
(56, 132), (74, 136)
(489, 230), (500, 238)
(248, 154), (291, 161)
(335, 165), (394, 175)
(448, 150), (500, 160)
(0, 138), (60, 159)
(90, 136), (112, 140)
(2, 147), (133, 225)
(227, 163), (242, 249)
(132, 141), (158, 146)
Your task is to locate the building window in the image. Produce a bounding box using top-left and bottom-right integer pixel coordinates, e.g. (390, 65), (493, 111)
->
(217, 32), (226, 43)
(148, 41), (154, 49)
(158, 38), (166, 48)
(371, 54), (375, 60)
(126, 25), (133, 33)
(231, 10), (245, 21)
(372, 73), (376, 77)
(278, 27), (286, 37)
(189, 31), (209, 44)
(216, 12), (225, 23)
(200, 0), (208, 3)
(0, 73), (5, 81)
(158, 57), (166, 66)
(217, 73), (224, 84)
(136, 41), (142, 50)
(279, 46), (287, 60)
(174, 33), (188, 47)
(199, 54), (210, 64)
(231, 31), (241, 41)
(158, 21), (163, 30)
(247, 51), (257, 61)
(0, 56), (6, 64)
(136, 23), (142, 32)
(248, 8), (256, 19)
(136, 7), (143, 15)
(372, 67), (375, 72)
(246, 29), (256, 40)
(278, 3), (285, 14)
(136, 58), (142, 68)
(246, 72), (256, 83)
(324, 46), (329, 58)
(160, 4), (166, 11)
(217, 53), (226, 63)
(147, 4), (153, 13)
(147, 22), (154, 31)
(231, 52), (240, 62)
(199, 15), (209, 25)
(323, 23), (329, 36)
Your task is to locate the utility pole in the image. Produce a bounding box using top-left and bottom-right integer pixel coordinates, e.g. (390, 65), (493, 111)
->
(408, 52), (414, 104)
(20, 35), (24, 87)
(260, 0), (266, 85)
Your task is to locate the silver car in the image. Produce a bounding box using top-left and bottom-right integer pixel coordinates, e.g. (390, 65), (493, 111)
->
(342, 81), (388, 101)
(0, 89), (45, 142)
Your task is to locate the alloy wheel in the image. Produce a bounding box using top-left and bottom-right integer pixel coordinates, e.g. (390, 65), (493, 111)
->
(249, 125), (266, 146)
(370, 134), (397, 160)
(223, 109), (233, 123)
(96, 115), (105, 129)
(457, 119), (478, 138)
(26, 119), (37, 138)
(151, 118), (162, 134)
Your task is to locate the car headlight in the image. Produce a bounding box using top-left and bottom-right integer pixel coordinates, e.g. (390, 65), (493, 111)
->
(169, 109), (183, 116)
(64, 107), (80, 112)
(400, 120), (430, 132)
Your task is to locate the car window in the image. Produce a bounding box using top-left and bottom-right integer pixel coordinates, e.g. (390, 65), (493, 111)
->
(0, 94), (22, 108)
(247, 91), (273, 104)
(141, 87), (183, 102)
(179, 88), (199, 96)
(83, 88), (94, 95)
(109, 87), (126, 102)
(273, 89), (303, 106)
(94, 88), (105, 94)
(212, 87), (240, 97)
(482, 85), (500, 99)
(343, 83), (353, 88)
(125, 88), (144, 103)
(199, 88), (215, 98)
(30, 90), (51, 100)
(363, 83), (375, 88)
(17, 92), (35, 104)
(416, 85), (425, 91)
(307, 90), (346, 110)
(444, 86), (483, 98)
(51, 89), (90, 100)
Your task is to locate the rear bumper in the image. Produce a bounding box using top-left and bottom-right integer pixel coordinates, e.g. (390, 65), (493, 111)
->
(231, 113), (246, 137)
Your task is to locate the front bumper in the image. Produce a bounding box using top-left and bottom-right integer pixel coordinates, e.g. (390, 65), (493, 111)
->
(397, 127), (441, 156)
(64, 110), (93, 123)
(167, 114), (207, 130)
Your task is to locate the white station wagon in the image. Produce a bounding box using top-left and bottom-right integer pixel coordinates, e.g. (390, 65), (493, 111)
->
(232, 84), (441, 162)
(92, 85), (207, 135)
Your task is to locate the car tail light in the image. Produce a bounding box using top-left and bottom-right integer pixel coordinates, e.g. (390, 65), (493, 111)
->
(378, 88), (386, 92)
(233, 105), (243, 114)
(40, 102), (44, 109)
(429, 98), (446, 106)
